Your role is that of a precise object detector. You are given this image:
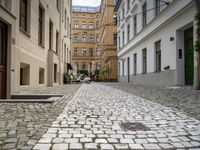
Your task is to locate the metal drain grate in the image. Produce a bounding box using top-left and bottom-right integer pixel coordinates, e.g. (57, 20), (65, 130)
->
(119, 122), (151, 131)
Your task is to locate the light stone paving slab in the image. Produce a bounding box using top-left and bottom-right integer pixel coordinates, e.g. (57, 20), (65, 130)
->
(33, 83), (200, 149)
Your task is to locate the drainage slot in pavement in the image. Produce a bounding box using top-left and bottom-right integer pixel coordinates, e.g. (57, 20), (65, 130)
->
(119, 122), (151, 131)
(0, 94), (63, 103)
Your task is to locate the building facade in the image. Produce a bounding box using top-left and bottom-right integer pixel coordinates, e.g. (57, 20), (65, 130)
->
(0, 0), (71, 99)
(116, 0), (198, 87)
(72, 0), (118, 80)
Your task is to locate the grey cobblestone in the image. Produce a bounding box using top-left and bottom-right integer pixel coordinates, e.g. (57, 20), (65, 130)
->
(0, 85), (80, 149)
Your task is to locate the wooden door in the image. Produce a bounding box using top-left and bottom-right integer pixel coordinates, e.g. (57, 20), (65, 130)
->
(184, 27), (194, 85)
(0, 21), (7, 99)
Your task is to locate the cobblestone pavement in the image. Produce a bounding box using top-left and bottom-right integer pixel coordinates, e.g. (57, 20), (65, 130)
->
(0, 84), (80, 150)
(104, 83), (200, 121)
(33, 83), (200, 150)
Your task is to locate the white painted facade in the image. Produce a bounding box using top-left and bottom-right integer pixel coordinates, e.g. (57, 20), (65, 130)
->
(116, 0), (198, 87)
(0, 0), (71, 98)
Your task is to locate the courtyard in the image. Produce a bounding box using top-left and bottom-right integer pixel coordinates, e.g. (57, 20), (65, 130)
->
(0, 83), (200, 149)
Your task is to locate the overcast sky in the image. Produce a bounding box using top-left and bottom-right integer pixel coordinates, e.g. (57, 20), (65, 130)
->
(72, 0), (101, 7)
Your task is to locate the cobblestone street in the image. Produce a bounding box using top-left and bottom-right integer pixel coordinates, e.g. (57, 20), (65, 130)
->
(104, 83), (200, 121)
(31, 83), (200, 150)
(0, 85), (80, 150)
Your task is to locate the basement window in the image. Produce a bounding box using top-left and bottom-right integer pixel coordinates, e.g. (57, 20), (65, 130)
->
(20, 63), (30, 85)
(39, 68), (45, 84)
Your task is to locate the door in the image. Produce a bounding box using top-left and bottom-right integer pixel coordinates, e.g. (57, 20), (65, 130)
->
(184, 27), (194, 85)
(127, 57), (130, 83)
(0, 21), (7, 99)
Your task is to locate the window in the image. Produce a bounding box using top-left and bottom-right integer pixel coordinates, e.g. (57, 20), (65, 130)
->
(82, 62), (86, 70)
(118, 36), (121, 49)
(127, 24), (130, 42)
(82, 34), (86, 43)
(49, 20), (53, 50)
(127, 0), (130, 12)
(20, 0), (28, 32)
(96, 21), (100, 29)
(39, 68), (45, 84)
(96, 34), (100, 43)
(122, 60), (124, 76)
(82, 15), (86, 18)
(82, 48), (86, 56)
(75, 62), (79, 70)
(65, 9), (67, 29)
(118, 13), (121, 26)
(122, 7), (125, 19)
(89, 48), (94, 57)
(74, 21), (79, 29)
(54, 64), (57, 83)
(155, 0), (161, 16)
(155, 40), (161, 72)
(96, 62), (100, 70)
(96, 48), (100, 56)
(122, 31), (125, 46)
(89, 35), (94, 43)
(57, 0), (60, 12)
(113, 34), (117, 45)
(74, 48), (79, 56)
(133, 15), (137, 36)
(82, 23), (86, 29)
(142, 3), (147, 28)
(64, 44), (66, 62)
(20, 63), (30, 85)
(38, 4), (44, 46)
(89, 22), (94, 29)
(133, 53), (137, 75)
(74, 34), (79, 42)
(142, 48), (147, 74)
(56, 31), (59, 54)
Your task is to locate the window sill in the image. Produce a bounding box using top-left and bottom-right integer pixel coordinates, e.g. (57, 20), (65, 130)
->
(20, 28), (31, 38)
(38, 43), (45, 49)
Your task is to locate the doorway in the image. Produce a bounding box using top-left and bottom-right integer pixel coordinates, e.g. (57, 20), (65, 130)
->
(184, 27), (194, 85)
(127, 57), (130, 83)
(0, 21), (7, 99)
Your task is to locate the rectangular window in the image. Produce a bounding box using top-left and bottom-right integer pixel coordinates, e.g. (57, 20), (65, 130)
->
(74, 34), (79, 42)
(96, 21), (100, 29)
(89, 48), (94, 57)
(133, 15), (137, 36)
(155, 0), (161, 16)
(122, 60), (124, 76)
(142, 3), (147, 28)
(49, 20), (53, 50)
(155, 40), (161, 72)
(133, 53), (137, 75)
(74, 21), (79, 29)
(113, 34), (117, 45)
(82, 23), (86, 29)
(127, 24), (130, 42)
(54, 64), (57, 83)
(39, 68), (45, 84)
(74, 48), (79, 56)
(122, 31), (125, 46)
(89, 22), (94, 29)
(20, 0), (28, 32)
(96, 48), (100, 56)
(142, 48), (147, 74)
(127, 0), (130, 12)
(82, 48), (86, 56)
(56, 31), (59, 54)
(96, 34), (100, 43)
(38, 4), (44, 46)
(89, 35), (94, 43)
(82, 34), (86, 43)
(64, 44), (66, 62)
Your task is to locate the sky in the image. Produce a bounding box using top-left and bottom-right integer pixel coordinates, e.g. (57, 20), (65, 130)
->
(72, 0), (101, 7)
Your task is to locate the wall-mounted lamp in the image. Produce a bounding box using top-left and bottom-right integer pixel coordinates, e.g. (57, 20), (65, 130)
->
(113, 14), (117, 25)
(170, 37), (175, 41)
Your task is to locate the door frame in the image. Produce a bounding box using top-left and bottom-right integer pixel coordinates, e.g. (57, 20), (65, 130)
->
(0, 20), (7, 99)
